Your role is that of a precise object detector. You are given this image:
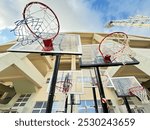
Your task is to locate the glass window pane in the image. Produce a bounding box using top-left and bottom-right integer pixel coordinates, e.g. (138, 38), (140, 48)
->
(20, 94), (26, 97)
(87, 107), (95, 113)
(80, 100), (86, 106)
(16, 99), (22, 102)
(32, 110), (40, 113)
(20, 103), (26, 106)
(78, 108), (86, 113)
(4, 111), (9, 113)
(34, 102), (43, 108)
(86, 100), (94, 106)
(13, 103), (20, 107)
(43, 102), (47, 108)
(26, 94), (31, 97)
(41, 109), (46, 113)
(11, 111), (17, 113)
(23, 98), (29, 102)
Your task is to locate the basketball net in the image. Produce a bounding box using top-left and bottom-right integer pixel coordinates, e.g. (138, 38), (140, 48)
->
(99, 32), (135, 64)
(129, 86), (149, 104)
(55, 73), (72, 113)
(11, 2), (60, 51)
(11, 19), (38, 46)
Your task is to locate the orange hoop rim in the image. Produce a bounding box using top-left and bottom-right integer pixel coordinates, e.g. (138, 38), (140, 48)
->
(99, 32), (128, 63)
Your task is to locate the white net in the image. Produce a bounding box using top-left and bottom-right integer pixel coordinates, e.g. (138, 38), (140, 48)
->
(99, 32), (135, 64)
(129, 86), (149, 104)
(11, 19), (39, 46)
(11, 2), (60, 49)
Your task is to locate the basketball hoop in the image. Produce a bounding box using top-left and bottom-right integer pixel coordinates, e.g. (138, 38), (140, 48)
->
(129, 86), (149, 104)
(56, 81), (72, 94)
(99, 32), (135, 64)
(11, 1), (60, 51)
(56, 73), (72, 94)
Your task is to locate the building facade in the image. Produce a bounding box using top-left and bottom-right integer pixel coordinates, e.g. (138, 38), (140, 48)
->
(0, 32), (150, 113)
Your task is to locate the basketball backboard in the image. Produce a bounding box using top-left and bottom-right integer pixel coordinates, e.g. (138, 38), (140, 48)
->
(79, 44), (139, 67)
(47, 70), (84, 95)
(52, 94), (81, 113)
(67, 94), (81, 105)
(8, 34), (82, 55)
(111, 76), (142, 97)
(80, 69), (114, 88)
(100, 69), (114, 88)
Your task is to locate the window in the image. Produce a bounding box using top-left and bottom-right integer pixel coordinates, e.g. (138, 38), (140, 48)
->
(2, 109), (18, 113)
(32, 101), (65, 113)
(78, 100), (103, 113)
(1, 94), (31, 113)
(12, 94), (31, 108)
(46, 78), (50, 83)
(32, 101), (47, 113)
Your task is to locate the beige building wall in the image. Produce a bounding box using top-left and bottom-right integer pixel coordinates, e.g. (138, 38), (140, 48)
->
(0, 32), (150, 113)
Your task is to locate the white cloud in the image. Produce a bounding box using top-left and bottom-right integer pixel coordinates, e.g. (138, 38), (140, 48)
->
(0, 0), (150, 37)
(0, 0), (26, 29)
(0, 0), (103, 32)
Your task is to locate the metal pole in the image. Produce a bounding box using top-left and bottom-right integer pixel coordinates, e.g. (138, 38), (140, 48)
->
(64, 95), (68, 113)
(94, 67), (108, 113)
(46, 55), (61, 113)
(89, 70), (99, 113)
(70, 94), (74, 113)
(92, 87), (99, 113)
(123, 97), (132, 113)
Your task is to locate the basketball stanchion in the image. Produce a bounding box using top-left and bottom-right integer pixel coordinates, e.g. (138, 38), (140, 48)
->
(8, 1), (82, 113)
(111, 76), (148, 113)
(99, 32), (135, 64)
(80, 32), (140, 113)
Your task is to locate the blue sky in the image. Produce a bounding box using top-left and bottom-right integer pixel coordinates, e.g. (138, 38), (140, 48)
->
(0, 0), (150, 44)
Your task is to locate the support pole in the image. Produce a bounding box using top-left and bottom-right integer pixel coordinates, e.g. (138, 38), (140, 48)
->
(123, 97), (132, 113)
(92, 87), (99, 113)
(94, 67), (108, 113)
(70, 94), (74, 113)
(64, 95), (68, 113)
(46, 55), (61, 113)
